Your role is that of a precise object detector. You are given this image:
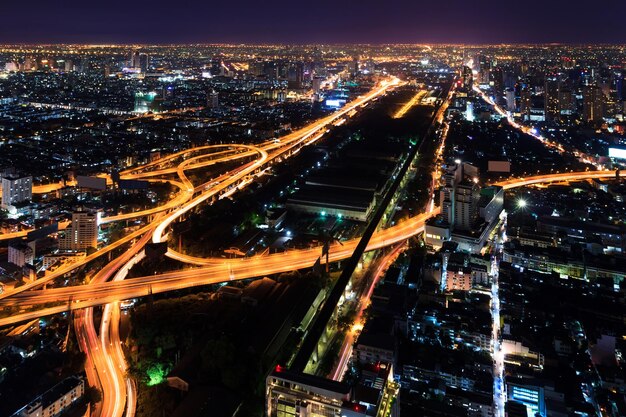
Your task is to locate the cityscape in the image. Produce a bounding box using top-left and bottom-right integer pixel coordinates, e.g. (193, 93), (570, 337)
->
(0, 7), (625, 417)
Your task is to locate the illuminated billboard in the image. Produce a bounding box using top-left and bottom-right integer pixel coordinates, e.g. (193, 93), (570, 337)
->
(609, 148), (626, 160)
(325, 99), (346, 108)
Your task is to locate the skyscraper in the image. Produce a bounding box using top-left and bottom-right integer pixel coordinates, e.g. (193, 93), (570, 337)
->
(544, 76), (563, 122)
(583, 85), (604, 123)
(129, 51), (140, 69)
(518, 81), (532, 121)
(477, 55), (491, 86)
(210, 57), (224, 77)
(139, 53), (150, 73)
(462, 66), (473, 90)
(505, 88), (516, 112)
(287, 62), (304, 89)
(440, 162), (480, 231)
(207, 90), (219, 109)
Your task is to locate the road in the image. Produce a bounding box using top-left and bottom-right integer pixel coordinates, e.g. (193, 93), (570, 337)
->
(1, 169), (619, 323)
(1, 77), (403, 416)
(0, 77), (402, 301)
(1, 77), (620, 417)
(330, 242), (406, 381)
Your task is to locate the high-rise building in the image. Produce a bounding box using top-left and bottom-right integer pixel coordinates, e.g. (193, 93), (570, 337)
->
(349, 56), (359, 77)
(557, 88), (575, 116)
(462, 66), (473, 90)
(454, 179), (481, 232)
(312, 77), (322, 94)
(210, 57), (224, 77)
(490, 66), (504, 99)
(1, 174), (32, 209)
(505, 88), (516, 112)
(139, 53), (150, 73)
(287, 62), (304, 89)
(59, 209), (99, 251)
(129, 51), (140, 69)
(477, 55), (491, 86)
(207, 90), (219, 109)
(544, 77), (561, 122)
(439, 162), (480, 231)
(518, 81), (532, 121)
(248, 60), (265, 77)
(583, 85), (604, 123)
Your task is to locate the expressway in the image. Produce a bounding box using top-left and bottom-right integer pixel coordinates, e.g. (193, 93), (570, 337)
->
(74, 227), (155, 417)
(0, 77), (402, 301)
(0, 169), (620, 324)
(0, 79), (618, 417)
(0, 78), (403, 417)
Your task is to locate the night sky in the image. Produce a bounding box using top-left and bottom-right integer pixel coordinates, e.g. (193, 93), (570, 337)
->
(2, 0), (625, 44)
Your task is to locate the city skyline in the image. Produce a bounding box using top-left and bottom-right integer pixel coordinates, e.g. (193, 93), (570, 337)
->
(0, 41), (624, 417)
(3, 0), (626, 44)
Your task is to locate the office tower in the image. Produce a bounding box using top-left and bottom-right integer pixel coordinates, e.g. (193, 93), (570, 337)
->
(312, 77), (322, 94)
(490, 66), (504, 99)
(558, 88), (575, 116)
(455, 179), (481, 231)
(207, 90), (219, 109)
(129, 51), (140, 69)
(248, 60), (265, 77)
(544, 77), (561, 122)
(64, 59), (73, 72)
(139, 53), (150, 73)
(583, 85), (604, 123)
(478, 55), (491, 86)
(462, 66), (473, 89)
(349, 56), (359, 76)
(505, 88), (516, 112)
(1, 175), (32, 209)
(287, 62), (304, 89)
(518, 82), (532, 121)
(439, 163), (480, 231)
(58, 209), (99, 251)
(210, 57), (224, 77)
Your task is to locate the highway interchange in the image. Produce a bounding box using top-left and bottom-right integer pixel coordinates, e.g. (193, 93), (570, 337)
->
(0, 76), (620, 417)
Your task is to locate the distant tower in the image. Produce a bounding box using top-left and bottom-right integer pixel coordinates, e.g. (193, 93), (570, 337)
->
(518, 81), (532, 121)
(583, 85), (604, 123)
(544, 76), (561, 122)
(139, 54), (150, 73)
(505, 88), (515, 112)
(207, 90), (219, 109)
(210, 57), (224, 77)
(462, 66), (473, 90)
(349, 56), (359, 77)
(130, 51), (140, 69)
(287, 62), (304, 89)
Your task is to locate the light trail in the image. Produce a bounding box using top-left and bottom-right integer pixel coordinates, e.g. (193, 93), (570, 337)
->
(1, 168), (620, 324)
(392, 90), (427, 119)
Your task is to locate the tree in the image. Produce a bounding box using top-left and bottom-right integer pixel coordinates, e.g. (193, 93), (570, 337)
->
(84, 386), (102, 406)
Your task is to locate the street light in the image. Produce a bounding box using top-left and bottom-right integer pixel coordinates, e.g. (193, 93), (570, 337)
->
(516, 199), (527, 209)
